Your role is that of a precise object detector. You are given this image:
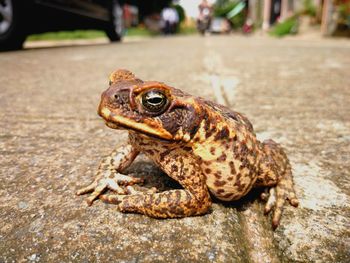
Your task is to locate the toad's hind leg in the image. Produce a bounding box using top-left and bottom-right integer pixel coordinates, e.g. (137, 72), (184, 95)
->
(264, 164), (299, 228)
(256, 139), (299, 229)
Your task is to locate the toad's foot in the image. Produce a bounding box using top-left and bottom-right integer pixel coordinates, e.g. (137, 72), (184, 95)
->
(263, 182), (299, 229)
(257, 139), (299, 229)
(76, 172), (144, 206)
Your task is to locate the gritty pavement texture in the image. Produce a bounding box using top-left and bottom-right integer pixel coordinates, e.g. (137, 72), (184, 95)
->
(0, 35), (349, 262)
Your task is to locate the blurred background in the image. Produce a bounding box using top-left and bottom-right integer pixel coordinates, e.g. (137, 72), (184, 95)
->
(0, 0), (349, 50)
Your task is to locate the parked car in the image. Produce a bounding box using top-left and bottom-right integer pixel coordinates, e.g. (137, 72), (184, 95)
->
(0, 0), (124, 51)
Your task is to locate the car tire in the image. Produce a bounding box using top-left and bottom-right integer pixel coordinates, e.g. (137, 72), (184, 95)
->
(0, 0), (26, 51)
(105, 0), (124, 42)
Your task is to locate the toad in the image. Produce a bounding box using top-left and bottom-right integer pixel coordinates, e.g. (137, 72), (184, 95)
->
(77, 69), (299, 229)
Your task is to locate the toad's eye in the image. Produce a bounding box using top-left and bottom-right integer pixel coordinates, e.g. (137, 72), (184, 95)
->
(141, 90), (168, 113)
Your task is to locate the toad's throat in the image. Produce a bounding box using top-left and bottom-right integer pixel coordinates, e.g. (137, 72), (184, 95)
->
(99, 107), (174, 141)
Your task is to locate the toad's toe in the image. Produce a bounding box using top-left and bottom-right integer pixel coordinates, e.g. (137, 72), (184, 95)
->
(76, 182), (97, 196)
(264, 188), (276, 214)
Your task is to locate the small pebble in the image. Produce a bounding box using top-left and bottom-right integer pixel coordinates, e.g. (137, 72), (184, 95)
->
(18, 201), (28, 209)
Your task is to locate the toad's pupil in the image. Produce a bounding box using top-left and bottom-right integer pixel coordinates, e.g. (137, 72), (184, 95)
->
(148, 96), (163, 105)
(142, 91), (167, 112)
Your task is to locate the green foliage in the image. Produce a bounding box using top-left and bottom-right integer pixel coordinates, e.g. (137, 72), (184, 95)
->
(125, 27), (155, 36)
(27, 30), (106, 41)
(337, 2), (350, 26)
(213, 0), (245, 28)
(173, 4), (185, 23)
(269, 17), (298, 37)
(179, 24), (197, 35)
(27, 28), (155, 41)
(26, 25), (195, 41)
(303, 0), (317, 16)
(213, 0), (238, 17)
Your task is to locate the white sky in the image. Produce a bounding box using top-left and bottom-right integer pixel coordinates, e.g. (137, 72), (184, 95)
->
(179, 0), (216, 18)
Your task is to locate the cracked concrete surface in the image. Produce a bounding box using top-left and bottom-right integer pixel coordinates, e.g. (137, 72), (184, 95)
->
(0, 35), (349, 262)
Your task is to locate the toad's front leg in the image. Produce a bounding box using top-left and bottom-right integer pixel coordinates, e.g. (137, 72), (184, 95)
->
(100, 153), (212, 218)
(76, 144), (143, 205)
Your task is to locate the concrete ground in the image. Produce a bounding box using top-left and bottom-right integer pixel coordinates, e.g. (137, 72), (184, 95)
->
(0, 35), (349, 262)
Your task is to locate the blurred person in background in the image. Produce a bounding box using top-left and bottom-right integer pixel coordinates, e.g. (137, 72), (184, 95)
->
(161, 6), (179, 34)
(197, 0), (213, 34)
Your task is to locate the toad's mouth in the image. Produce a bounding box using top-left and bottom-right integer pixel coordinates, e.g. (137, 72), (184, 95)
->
(105, 121), (119, 129)
(99, 107), (174, 141)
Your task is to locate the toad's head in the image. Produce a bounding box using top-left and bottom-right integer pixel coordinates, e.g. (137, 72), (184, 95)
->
(98, 69), (204, 142)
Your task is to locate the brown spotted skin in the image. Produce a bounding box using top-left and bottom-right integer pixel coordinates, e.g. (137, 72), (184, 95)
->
(77, 69), (299, 229)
